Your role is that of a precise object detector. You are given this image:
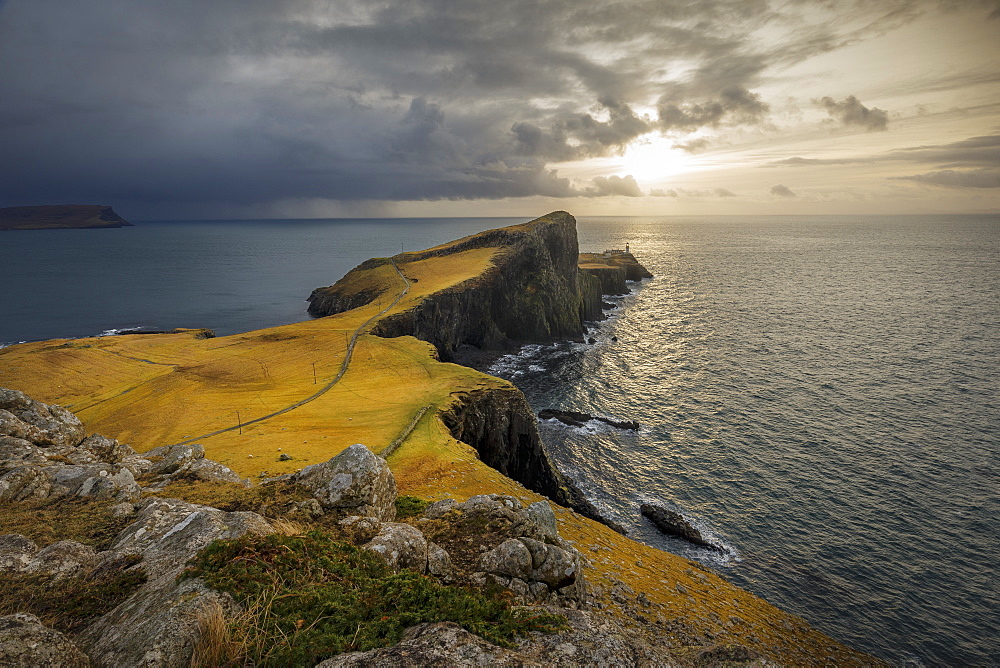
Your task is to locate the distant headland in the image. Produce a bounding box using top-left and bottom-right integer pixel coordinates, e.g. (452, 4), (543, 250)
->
(0, 205), (132, 230)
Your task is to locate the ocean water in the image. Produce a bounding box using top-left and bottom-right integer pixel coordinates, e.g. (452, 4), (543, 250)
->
(2, 215), (997, 665)
(0, 218), (522, 344)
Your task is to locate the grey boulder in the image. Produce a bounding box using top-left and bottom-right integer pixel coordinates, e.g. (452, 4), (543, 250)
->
(293, 443), (397, 520)
(78, 497), (275, 668)
(317, 621), (537, 667)
(0, 534), (39, 573)
(363, 522), (428, 573)
(77, 434), (137, 464)
(142, 443), (205, 476)
(0, 613), (90, 667)
(24, 540), (98, 580)
(0, 389), (85, 447)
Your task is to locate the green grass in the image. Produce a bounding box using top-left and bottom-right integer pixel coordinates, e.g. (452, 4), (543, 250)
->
(394, 495), (430, 519)
(181, 529), (565, 666)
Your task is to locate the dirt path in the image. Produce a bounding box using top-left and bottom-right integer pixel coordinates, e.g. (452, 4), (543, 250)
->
(169, 259), (411, 447)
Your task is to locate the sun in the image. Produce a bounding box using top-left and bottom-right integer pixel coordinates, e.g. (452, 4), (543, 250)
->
(615, 135), (693, 184)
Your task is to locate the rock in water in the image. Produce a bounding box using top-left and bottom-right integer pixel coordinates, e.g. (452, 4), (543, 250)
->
(538, 408), (639, 431)
(640, 503), (717, 549)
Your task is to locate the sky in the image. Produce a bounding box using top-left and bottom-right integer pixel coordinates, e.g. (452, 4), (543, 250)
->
(1, 0), (998, 219)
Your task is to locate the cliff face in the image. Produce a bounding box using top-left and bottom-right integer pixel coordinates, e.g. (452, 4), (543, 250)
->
(305, 211), (647, 529)
(580, 265), (628, 296)
(0, 205), (132, 230)
(440, 386), (623, 533)
(578, 271), (604, 322)
(578, 250), (653, 298)
(309, 212), (588, 360)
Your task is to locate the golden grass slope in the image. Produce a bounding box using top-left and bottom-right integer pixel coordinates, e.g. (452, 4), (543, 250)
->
(0, 218), (883, 665)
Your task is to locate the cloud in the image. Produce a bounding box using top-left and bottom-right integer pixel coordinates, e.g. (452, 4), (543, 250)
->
(585, 175), (642, 197)
(673, 138), (711, 153)
(889, 133), (1000, 167)
(658, 87), (769, 131)
(771, 184), (797, 197)
(0, 0), (970, 215)
(649, 188), (679, 197)
(769, 133), (1000, 170)
(819, 95), (889, 131)
(767, 156), (871, 166)
(672, 187), (738, 198)
(893, 168), (1000, 188)
(511, 97), (652, 161)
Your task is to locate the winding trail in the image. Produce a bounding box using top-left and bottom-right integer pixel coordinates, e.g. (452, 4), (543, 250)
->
(169, 258), (411, 447)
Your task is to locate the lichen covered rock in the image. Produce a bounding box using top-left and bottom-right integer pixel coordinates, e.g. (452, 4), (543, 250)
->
(292, 443), (397, 520)
(0, 613), (90, 667)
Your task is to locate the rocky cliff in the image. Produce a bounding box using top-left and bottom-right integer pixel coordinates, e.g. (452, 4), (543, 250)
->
(307, 212), (647, 531)
(440, 386), (624, 533)
(0, 205), (132, 230)
(578, 251), (653, 297)
(309, 212), (592, 360)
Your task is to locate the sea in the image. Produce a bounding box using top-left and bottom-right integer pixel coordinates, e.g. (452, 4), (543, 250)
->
(1, 215), (997, 666)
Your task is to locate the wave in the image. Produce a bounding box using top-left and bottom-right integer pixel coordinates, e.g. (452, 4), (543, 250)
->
(98, 326), (145, 337)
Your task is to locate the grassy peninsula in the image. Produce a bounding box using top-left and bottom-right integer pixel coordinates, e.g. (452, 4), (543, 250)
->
(0, 205), (132, 230)
(0, 212), (882, 665)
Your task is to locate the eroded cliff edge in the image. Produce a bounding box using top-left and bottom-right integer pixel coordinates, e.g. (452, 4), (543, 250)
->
(308, 211), (616, 361)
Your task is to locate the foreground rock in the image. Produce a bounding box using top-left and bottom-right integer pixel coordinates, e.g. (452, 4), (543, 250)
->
(422, 494), (588, 608)
(0, 388), (247, 505)
(641, 503), (720, 550)
(538, 408), (640, 431)
(292, 443), (397, 520)
(0, 388), (273, 667)
(0, 613), (90, 667)
(318, 607), (670, 668)
(78, 498), (275, 667)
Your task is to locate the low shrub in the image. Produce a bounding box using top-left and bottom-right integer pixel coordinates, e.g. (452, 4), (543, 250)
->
(182, 529), (564, 666)
(394, 495), (430, 519)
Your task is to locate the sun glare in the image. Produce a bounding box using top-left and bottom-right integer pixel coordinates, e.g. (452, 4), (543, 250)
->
(616, 136), (693, 183)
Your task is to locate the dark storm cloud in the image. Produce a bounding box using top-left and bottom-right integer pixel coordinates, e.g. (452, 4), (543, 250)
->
(771, 184), (797, 197)
(0, 0), (953, 214)
(819, 95), (890, 131)
(511, 97), (653, 161)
